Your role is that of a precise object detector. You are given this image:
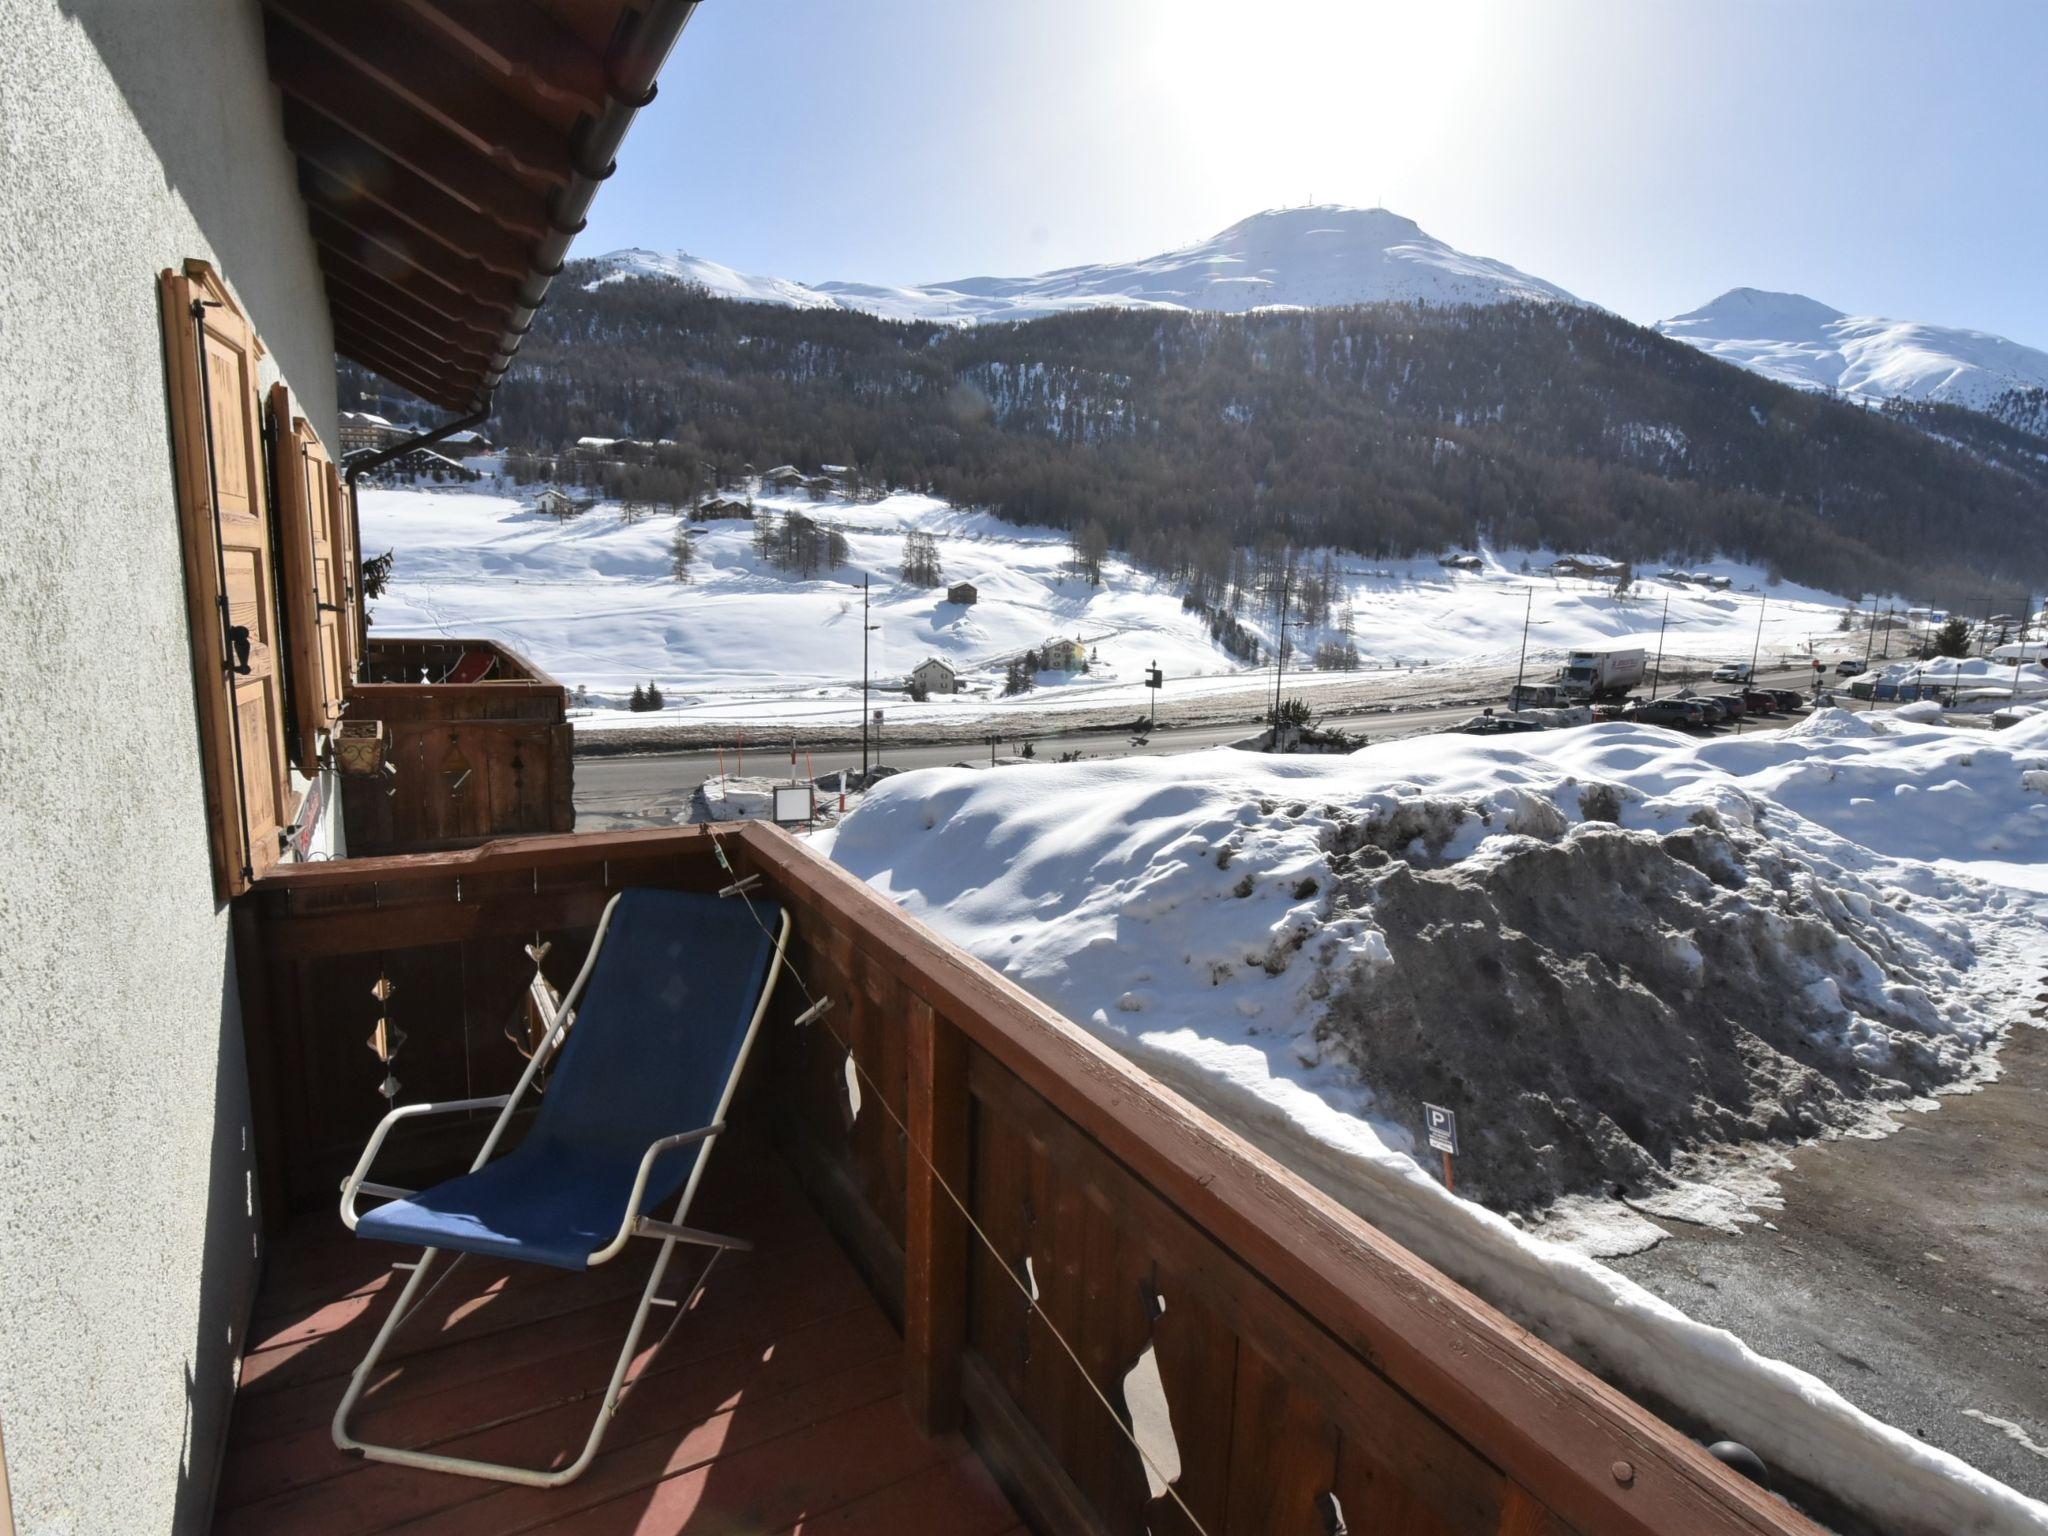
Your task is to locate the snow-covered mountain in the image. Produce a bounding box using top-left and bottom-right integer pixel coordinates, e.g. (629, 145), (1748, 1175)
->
(587, 206), (1582, 324)
(1655, 288), (2048, 412)
(584, 249), (843, 311)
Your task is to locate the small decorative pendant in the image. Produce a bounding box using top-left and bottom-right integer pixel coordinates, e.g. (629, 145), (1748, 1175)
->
(370, 969), (403, 1101)
(367, 1017), (407, 1062)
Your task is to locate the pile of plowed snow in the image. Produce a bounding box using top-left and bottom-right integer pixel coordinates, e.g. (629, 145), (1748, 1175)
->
(835, 710), (2036, 1219)
(1319, 791), (1982, 1214)
(828, 708), (2048, 1535)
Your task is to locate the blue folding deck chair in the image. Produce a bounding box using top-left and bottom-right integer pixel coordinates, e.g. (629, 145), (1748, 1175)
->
(332, 886), (789, 1486)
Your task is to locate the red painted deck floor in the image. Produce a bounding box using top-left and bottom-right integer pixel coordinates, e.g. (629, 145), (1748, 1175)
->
(212, 1147), (1021, 1535)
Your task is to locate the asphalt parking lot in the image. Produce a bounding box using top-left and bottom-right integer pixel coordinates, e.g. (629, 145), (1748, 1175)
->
(1614, 999), (2048, 1517)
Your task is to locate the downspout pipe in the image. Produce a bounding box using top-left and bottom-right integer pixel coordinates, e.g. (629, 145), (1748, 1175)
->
(343, 403), (493, 497)
(342, 402), (492, 674)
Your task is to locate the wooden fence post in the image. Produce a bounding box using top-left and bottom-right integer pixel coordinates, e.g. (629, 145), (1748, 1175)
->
(905, 996), (970, 1434)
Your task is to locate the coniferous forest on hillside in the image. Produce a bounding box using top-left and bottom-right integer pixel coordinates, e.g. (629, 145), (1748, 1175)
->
(342, 266), (2048, 608)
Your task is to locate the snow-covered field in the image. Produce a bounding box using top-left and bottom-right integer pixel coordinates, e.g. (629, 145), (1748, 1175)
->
(362, 476), (1854, 734)
(826, 709), (2048, 1534)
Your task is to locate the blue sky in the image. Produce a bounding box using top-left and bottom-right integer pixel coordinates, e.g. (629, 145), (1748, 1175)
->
(584, 0), (2048, 347)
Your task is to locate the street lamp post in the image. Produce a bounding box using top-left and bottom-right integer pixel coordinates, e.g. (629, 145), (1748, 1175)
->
(2013, 595), (2035, 711)
(1649, 591), (1671, 701)
(1739, 596), (1766, 734)
(1511, 588), (1534, 713)
(860, 575), (881, 780)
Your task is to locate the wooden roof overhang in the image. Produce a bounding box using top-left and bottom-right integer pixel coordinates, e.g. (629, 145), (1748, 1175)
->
(262, 0), (700, 412)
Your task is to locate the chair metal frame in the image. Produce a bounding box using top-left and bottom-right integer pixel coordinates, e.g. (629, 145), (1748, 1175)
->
(330, 891), (791, 1486)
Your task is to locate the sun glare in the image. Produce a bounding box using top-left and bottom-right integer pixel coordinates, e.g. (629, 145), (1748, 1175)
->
(1134, 0), (1497, 213)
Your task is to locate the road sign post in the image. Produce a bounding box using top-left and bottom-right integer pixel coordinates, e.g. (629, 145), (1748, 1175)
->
(1424, 1103), (1459, 1192)
(1145, 660), (1163, 728)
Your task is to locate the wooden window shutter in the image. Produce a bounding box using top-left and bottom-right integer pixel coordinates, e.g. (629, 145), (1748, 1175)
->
(329, 458), (362, 687)
(159, 263), (295, 897)
(269, 384), (350, 767)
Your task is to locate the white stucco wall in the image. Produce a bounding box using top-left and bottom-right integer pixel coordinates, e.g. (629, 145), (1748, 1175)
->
(0, 3), (335, 1531)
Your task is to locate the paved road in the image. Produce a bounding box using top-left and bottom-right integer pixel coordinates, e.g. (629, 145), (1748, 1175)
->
(1613, 995), (2048, 1519)
(574, 666), (1828, 830)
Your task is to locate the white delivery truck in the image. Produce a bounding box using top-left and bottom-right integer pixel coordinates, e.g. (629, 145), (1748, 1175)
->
(1559, 648), (1646, 701)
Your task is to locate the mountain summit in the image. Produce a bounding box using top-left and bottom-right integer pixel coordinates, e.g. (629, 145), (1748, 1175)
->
(1655, 287), (2048, 411)
(588, 205), (1580, 324)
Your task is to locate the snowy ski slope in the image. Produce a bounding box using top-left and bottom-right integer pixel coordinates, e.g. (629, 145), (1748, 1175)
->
(361, 475), (1851, 730)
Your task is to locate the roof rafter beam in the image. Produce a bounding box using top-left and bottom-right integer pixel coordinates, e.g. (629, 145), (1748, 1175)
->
(304, 198), (525, 312)
(300, 162), (531, 281)
(335, 320), (477, 392)
(329, 294), (498, 378)
(387, 0), (610, 117)
(321, 265), (501, 351)
(266, 0), (574, 185)
(267, 24), (553, 233)
(283, 100), (548, 256)
(313, 221), (515, 336)
(339, 356), (468, 415)
(336, 331), (479, 410)
(336, 337), (477, 409)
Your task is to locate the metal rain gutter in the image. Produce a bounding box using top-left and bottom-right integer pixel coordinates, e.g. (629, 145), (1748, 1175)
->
(473, 0), (704, 404)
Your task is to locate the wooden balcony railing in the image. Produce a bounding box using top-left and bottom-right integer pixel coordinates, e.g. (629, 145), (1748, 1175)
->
(232, 823), (1822, 1536)
(355, 636), (549, 685)
(338, 637), (572, 855)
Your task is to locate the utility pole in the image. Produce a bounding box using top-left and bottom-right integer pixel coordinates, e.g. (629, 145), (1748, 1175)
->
(1511, 587), (1534, 714)
(859, 575), (879, 781)
(1739, 596), (1766, 734)
(1859, 591), (1880, 710)
(2014, 595), (2035, 712)
(1649, 592), (1671, 701)
(1270, 565), (1292, 722)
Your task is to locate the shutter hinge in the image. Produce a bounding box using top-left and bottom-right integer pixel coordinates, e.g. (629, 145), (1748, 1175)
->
(217, 596), (252, 675)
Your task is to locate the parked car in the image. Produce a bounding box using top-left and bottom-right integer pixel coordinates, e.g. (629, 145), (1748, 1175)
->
(1625, 698), (1708, 729)
(1767, 688), (1806, 712)
(1739, 688), (1778, 715)
(1708, 692), (1748, 721)
(1836, 659), (1867, 676)
(1454, 713), (1548, 735)
(1711, 662), (1753, 682)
